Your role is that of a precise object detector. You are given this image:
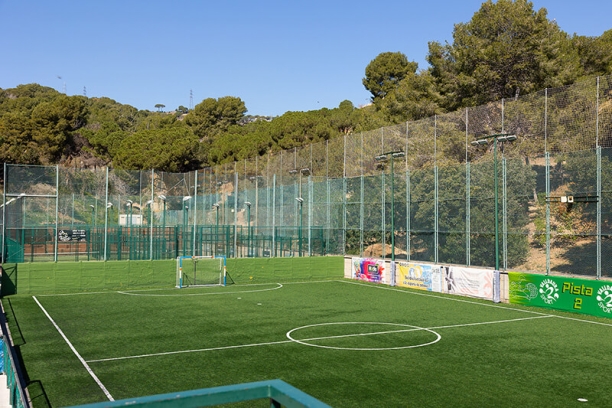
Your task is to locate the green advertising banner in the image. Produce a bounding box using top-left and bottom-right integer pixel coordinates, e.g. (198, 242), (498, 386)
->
(509, 272), (612, 319)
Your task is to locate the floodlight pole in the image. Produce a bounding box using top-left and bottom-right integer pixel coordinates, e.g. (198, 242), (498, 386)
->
(494, 138), (499, 271)
(213, 203), (220, 256)
(159, 195), (167, 258)
(90, 204), (95, 229)
(245, 202), (251, 257)
(290, 168), (309, 258)
(375, 151), (405, 262)
(90, 204), (95, 261)
(161, 199), (166, 230)
(145, 199), (153, 260)
(296, 197), (304, 257)
(182, 196), (192, 256)
(471, 134), (517, 271)
(126, 200), (133, 259)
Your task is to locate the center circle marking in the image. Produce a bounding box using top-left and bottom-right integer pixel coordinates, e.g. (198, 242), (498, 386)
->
(286, 322), (441, 350)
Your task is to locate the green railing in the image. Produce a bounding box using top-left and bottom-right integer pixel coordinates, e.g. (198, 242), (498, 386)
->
(69, 379), (331, 408)
(0, 301), (29, 408)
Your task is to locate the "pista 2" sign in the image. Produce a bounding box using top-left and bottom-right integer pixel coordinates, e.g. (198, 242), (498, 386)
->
(509, 272), (612, 319)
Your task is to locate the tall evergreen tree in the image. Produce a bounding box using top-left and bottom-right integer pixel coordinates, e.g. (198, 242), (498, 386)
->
(427, 0), (581, 110)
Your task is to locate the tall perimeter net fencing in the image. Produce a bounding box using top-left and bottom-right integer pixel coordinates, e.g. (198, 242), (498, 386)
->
(2, 75), (612, 278)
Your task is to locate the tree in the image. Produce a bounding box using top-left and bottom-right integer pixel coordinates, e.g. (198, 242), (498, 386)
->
(155, 104), (165, 112)
(185, 96), (247, 141)
(427, 0), (580, 111)
(330, 100), (360, 135)
(0, 88), (87, 165)
(78, 97), (143, 162)
(175, 105), (189, 117)
(376, 70), (443, 123)
(113, 125), (200, 172)
(572, 29), (612, 78)
(363, 52), (418, 102)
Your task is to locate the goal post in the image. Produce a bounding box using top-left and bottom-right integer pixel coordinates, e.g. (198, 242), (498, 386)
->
(176, 256), (227, 288)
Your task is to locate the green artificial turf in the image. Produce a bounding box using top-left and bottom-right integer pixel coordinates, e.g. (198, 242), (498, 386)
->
(4, 279), (612, 407)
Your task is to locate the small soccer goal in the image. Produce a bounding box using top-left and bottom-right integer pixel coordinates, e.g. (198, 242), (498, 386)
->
(176, 256), (227, 288)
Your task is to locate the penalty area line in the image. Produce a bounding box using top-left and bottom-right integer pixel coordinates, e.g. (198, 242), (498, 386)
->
(33, 296), (114, 401)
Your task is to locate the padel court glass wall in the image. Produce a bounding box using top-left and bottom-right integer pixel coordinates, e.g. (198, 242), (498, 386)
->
(2, 76), (612, 278)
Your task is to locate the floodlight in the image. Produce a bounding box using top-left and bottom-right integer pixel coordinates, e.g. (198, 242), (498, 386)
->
(300, 168), (311, 175)
(289, 169), (298, 174)
(212, 203), (220, 208)
(375, 155), (388, 162)
(245, 201), (252, 207)
(183, 196), (192, 201)
(392, 151), (405, 158)
(107, 202), (113, 208)
(295, 197), (304, 203)
(158, 194), (166, 201)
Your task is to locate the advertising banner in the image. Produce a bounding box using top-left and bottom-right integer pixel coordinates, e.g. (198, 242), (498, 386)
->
(444, 266), (494, 300)
(351, 258), (386, 284)
(57, 229), (87, 242)
(396, 262), (442, 292)
(509, 272), (612, 319)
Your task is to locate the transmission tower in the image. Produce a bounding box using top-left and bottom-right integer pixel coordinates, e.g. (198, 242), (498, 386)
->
(189, 89), (194, 110)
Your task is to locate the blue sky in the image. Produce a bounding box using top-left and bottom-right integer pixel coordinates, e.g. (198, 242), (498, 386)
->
(1, 0), (610, 117)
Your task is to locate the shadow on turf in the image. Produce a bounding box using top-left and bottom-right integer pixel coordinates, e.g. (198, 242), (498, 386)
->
(0, 264), (17, 296)
(26, 381), (51, 408)
(5, 298), (25, 346)
(1, 291), (51, 408)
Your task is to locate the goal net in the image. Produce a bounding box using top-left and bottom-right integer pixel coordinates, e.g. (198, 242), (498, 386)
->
(176, 256), (226, 288)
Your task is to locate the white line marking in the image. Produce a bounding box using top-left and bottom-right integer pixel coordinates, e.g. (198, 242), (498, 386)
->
(36, 291), (111, 297)
(286, 322), (442, 350)
(117, 283), (283, 297)
(338, 279), (612, 327)
(427, 315), (554, 330)
(85, 315), (547, 363)
(35, 280), (331, 297)
(86, 339), (294, 363)
(33, 296), (114, 401)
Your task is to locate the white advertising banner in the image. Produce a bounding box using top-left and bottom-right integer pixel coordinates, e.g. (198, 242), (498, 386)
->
(443, 266), (494, 300)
